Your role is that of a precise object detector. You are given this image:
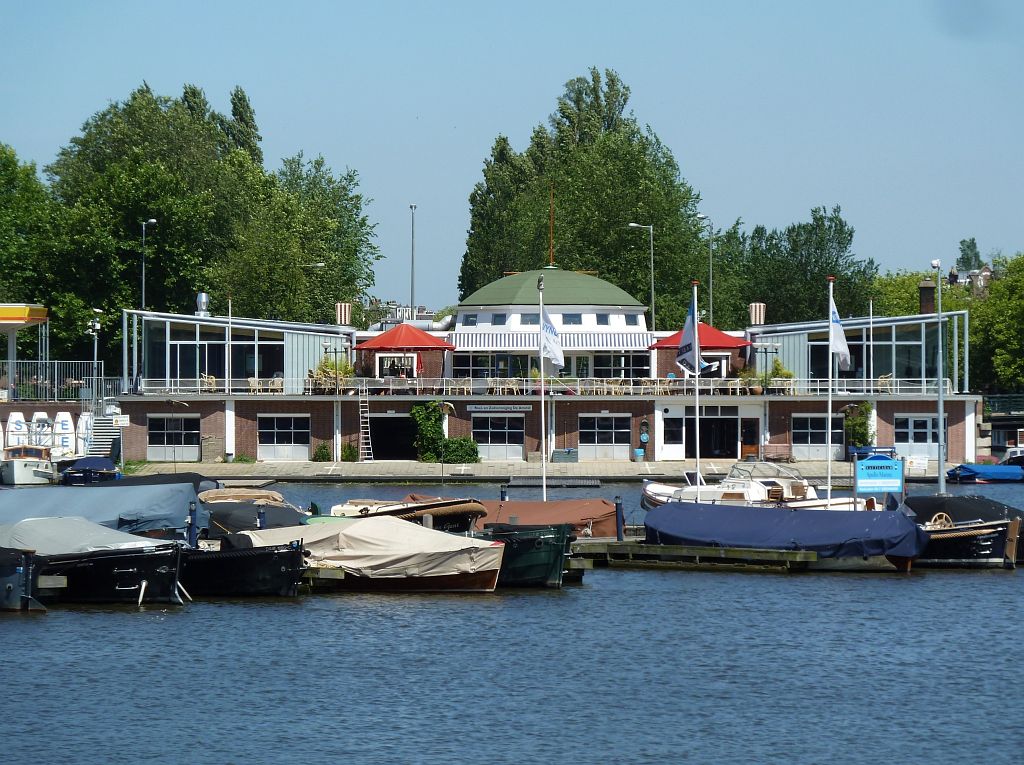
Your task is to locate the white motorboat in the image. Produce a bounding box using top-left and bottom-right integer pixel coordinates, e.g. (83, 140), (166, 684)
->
(641, 461), (869, 510)
(0, 444), (56, 485)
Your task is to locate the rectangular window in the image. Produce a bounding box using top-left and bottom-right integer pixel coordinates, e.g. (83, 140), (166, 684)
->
(492, 313), (507, 326)
(593, 352), (650, 379)
(579, 415), (631, 445)
(792, 415), (843, 445)
(147, 416), (201, 446)
(596, 313), (610, 326)
(894, 415), (944, 444)
(377, 354), (415, 377)
(257, 415), (311, 446)
(471, 416), (525, 445)
(625, 315), (639, 326)
(462, 314), (478, 327)
(562, 313), (582, 326)
(665, 417), (684, 445)
(520, 313), (539, 326)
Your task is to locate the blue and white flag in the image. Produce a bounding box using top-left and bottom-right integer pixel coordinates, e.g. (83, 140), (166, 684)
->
(676, 293), (709, 375)
(829, 293), (852, 371)
(540, 306), (564, 369)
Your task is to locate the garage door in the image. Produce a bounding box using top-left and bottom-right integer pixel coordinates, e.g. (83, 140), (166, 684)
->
(472, 415), (525, 461)
(257, 415), (310, 461)
(578, 414), (631, 461)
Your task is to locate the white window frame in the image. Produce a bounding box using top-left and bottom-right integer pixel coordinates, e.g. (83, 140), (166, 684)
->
(257, 414), (311, 461)
(578, 413), (632, 461)
(472, 415), (525, 461)
(377, 353), (416, 378)
(893, 413), (947, 459)
(791, 414), (844, 461)
(146, 413), (201, 462)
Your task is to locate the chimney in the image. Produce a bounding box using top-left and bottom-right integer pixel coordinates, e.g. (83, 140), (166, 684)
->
(195, 292), (211, 317)
(748, 302), (766, 326)
(336, 302), (352, 326)
(918, 279), (935, 314)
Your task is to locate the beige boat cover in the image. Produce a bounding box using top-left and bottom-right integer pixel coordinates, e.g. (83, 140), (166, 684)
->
(198, 488), (289, 505)
(238, 516), (504, 579)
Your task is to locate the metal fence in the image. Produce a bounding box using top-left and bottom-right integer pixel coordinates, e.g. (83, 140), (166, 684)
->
(0, 360), (107, 402)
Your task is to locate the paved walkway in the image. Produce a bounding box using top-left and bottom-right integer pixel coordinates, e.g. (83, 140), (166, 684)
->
(132, 457), (944, 484)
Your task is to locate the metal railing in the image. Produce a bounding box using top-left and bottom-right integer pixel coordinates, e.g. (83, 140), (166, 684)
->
(0, 361), (107, 402)
(986, 394), (1024, 414)
(130, 374), (957, 399)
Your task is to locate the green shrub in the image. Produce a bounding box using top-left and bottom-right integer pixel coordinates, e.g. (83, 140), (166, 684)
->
(442, 436), (479, 464)
(311, 442), (332, 462)
(340, 442), (359, 462)
(410, 402), (444, 461)
(232, 453), (256, 464)
(844, 402), (873, 447)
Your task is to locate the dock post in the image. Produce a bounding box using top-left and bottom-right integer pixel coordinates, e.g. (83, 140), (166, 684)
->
(257, 509), (267, 529)
(500, 484), (508, 501)
(615, 496), (624, 541)
(187, 501), (198, 548)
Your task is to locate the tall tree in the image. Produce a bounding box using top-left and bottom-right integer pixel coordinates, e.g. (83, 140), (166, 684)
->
(957, 237), (983, 272)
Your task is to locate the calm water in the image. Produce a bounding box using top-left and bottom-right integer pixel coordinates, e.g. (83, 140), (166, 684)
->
(3, 482), (1022, 764)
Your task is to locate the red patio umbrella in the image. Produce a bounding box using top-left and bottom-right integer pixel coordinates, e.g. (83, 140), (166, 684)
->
(354, 323), (455, 351)
(648, 322), (752, 350)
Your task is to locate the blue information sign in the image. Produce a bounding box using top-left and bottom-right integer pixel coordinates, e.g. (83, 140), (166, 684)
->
(854, 454), (905, 493)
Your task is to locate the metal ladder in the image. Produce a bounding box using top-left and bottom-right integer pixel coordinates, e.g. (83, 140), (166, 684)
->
(358, 383), (374, 462)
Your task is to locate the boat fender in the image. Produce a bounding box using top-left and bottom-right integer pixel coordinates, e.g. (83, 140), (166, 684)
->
(533, 538), (545, 550)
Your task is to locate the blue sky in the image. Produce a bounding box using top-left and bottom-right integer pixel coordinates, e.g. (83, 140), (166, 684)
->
(3, 0), (1022, 312)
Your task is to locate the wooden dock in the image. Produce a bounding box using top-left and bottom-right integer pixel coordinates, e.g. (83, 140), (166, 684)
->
(572, 538), (818, 572)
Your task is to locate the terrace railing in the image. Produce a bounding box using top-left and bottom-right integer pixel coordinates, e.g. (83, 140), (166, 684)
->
(0, 360), (107, 403)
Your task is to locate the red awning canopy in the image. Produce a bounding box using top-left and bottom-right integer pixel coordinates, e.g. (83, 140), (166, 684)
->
(355, 323), (455, 351)
(648, 323), (752, 350)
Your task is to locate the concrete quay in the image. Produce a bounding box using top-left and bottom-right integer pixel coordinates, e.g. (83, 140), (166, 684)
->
(130, 458), (946, 485)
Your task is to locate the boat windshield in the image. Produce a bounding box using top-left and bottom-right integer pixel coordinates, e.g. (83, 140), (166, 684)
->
(725, 462), (805, 481)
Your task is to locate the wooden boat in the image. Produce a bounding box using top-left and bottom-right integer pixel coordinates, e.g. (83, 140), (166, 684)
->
(644, 502), (929, 572)
(0, 517), (183, 605)
(473, 524), (575, 588)
(326, 496), (486, 533)
(179, 542), (307, 597)
(238, 516), (505, 593)
(903, 494), (1023, 567)
(1, 444), (55, 485)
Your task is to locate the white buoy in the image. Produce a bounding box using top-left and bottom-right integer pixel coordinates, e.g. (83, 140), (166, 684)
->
(52, 412), (76, 457)
(6, 411), (28, 446)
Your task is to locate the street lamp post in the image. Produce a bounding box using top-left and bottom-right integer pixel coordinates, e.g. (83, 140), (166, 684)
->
(137, 218), (156, 389)
(86, 309), (102, 404)
(409, 204), (417, 318)
(696, 214), (714, 326)
(627, 223), (655, 331)
(932, 259), (946, 493)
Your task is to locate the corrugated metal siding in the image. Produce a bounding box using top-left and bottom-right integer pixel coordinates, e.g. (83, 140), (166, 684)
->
(284, 332), (349, 395)
(755, 331), (809, 377)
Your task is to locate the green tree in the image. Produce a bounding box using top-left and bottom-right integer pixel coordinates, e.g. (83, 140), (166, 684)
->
(0, 144), (54, 305)
(970, 252), (1024, 391)
(957, 237), (983, 272)
(737, 205), (877, 324)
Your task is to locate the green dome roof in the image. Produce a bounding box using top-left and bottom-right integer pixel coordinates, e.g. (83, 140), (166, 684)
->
(460, 268), (643, 308)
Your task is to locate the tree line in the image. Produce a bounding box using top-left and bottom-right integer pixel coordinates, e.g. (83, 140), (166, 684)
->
(1, 72), (1021, 390)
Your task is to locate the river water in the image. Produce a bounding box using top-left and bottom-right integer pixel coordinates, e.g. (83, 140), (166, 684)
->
(3, 482), (1022, 764)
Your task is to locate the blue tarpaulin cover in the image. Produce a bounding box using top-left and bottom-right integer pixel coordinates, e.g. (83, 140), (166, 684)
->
(946, 464), (1024, 483)
(0, 483), (203, 537)
(644, 502), (929, 560)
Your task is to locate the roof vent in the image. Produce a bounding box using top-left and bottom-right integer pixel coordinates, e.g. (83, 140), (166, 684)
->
(196, 292), (210, 317)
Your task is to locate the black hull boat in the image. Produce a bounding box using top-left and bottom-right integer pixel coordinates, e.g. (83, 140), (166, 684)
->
(0, 547), (46, 611)
(904, 494), (1024, 566)
(37, 545), (182, 605)
(180, 543), (306, 597)
(917, 519), (1019, 569)
(475, 524), (575, 588)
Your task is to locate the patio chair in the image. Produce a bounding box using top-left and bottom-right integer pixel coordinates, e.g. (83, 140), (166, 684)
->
(199, 373), (217, 392)
(877, 373), (894, 394)
(268, 377), (284, 394)
(247, 377), (262, 394)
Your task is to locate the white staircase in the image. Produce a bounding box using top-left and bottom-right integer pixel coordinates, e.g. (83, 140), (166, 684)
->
(88, 416), (119, 458)
(358, 384), (374, 462)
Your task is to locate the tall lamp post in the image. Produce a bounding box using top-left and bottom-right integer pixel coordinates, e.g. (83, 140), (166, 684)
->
(86, 309), (102, 404)
(627, 223), (655, 331)
(931, 259), (946, 494)
(137, 218), (156, 389)
(696, 214), (714, 326)
(409, 204), (417, 318)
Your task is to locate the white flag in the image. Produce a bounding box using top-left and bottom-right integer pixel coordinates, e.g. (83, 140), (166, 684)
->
(676, 293), (709, 374)
(829, 293), (852, 371)
(540, 306), (564, 368)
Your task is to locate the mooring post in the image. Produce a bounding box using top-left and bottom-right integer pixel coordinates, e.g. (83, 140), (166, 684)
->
(187, 500), (198, 548)
(615, 495), (624, 541)
(257, 509), (267, 530)
(500, 484), (508, 501)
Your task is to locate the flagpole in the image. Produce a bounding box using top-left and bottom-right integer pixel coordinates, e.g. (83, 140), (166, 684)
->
(538, 275), (548, 502)
(827, 277), (835, 505)
(692, 280), (701, 503)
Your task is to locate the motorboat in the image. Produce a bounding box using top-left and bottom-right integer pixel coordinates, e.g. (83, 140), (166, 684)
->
(642, 462), (866, 510)
(60, 456), (120, 485)
(0, 516), (184, 605)
(644, 502), (929, 572)
(1, 444), (55, 485)
(326, 495), (487, 533)
(237, 516), (505, 593)
(946, 463), (1024, 483)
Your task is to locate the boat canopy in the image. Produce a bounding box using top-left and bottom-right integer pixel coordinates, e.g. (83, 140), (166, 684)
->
(644, 503), (928, 560)
(0, 482), (203, 536)
(471, 498), (618, 537)
(903, 494), (1024, 524)
(0, 516), (165, 555)
(947, 464), (1024, 483)
(234, 516), (504, 579)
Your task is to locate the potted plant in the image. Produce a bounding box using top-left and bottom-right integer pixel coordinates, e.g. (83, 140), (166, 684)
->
(738, 366), (761, 394)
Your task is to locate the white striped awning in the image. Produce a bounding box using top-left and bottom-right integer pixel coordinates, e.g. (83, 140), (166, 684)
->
(447, 331), (653, 352)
